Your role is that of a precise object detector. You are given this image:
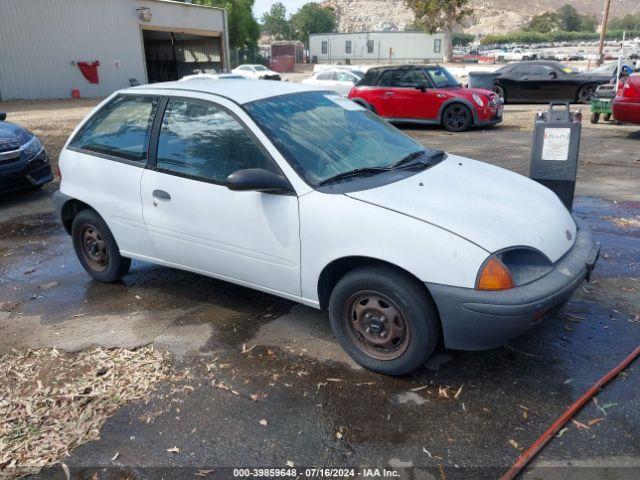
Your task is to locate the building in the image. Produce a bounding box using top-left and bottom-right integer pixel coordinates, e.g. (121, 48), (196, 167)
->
(0, 0), (230, 100)
(309, 31), (445, 65)
(270, 41), (306, 73)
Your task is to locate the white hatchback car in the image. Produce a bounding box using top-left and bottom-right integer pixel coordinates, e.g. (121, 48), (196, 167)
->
(231, 64), (281, 80)
(302, 69), (364, 96)
(54, 80), (599, 375)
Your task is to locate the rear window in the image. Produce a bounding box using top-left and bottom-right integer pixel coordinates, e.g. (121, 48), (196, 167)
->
(70, 95), (159, 162)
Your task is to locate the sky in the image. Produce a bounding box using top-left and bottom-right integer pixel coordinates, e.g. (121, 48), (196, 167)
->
(253, 0), (307, 19)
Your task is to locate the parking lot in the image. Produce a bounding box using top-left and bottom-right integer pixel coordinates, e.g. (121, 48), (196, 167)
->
(1, 99), (639, 479)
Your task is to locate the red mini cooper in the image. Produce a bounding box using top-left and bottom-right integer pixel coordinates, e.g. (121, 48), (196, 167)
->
(348, 65), (503, 132)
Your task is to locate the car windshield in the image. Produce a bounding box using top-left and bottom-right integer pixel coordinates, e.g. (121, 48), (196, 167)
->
(556, 63), (578, 74)
(422, 67), (459, 88)
(245, 91), (439, 186)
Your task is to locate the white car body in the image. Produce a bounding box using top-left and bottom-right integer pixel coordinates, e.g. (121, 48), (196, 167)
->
(179, 73), (246, 81)
(231, 64), (280, 80)
(55, 80), (599, 373)
(302, 69), (363, 96)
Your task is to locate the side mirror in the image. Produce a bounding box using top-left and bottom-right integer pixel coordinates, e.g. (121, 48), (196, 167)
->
(549, 71), (557, 79)
(0, 112), (6, 121)
(415, 83), (428, 92)
(225, 168), (293, 195)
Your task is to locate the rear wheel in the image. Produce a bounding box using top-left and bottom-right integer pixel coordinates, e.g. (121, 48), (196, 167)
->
(578, 83), (598, 104)
(442, 103), (473, 132)
(328, 266), (441, 375)
(603, 113), (611, 122)
(71, 209), (130, 282)
(493, 85), (506, 102)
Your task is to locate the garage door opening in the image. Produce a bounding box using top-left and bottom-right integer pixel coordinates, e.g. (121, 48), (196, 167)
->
(142, 30), (223, 83)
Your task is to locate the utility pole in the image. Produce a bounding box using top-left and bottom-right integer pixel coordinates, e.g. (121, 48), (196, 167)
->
(597, 0), (612, 66)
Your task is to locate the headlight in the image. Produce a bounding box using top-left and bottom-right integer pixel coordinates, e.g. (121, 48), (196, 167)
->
(472, 93), (485, 107)
(476, 248), (553, 291)
(22, 135), (43, 159)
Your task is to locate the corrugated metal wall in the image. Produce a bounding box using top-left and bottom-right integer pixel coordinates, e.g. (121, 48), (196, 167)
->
(0, 0), (226, 100)
(309, 32), (445, 64)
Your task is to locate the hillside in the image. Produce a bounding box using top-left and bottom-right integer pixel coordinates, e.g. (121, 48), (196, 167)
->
(320, 0), (640, 35)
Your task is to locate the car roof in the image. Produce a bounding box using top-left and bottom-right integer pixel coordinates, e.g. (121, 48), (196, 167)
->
(127, 79), (321, 105)
(367, 64), (440, 72)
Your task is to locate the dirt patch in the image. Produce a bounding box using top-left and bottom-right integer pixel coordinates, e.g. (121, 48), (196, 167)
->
(0, 346), (169, 478)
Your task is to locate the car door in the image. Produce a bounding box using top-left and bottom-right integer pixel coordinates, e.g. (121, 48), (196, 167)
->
(140, 94), (301, 297)
(313, 70), (338, 89)
(334, 70), (358, 96)
(374, 69), (432, 120)
(64, 94), (160, 257)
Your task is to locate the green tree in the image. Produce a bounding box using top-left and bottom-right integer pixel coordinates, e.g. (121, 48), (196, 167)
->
(184, 0), (259, 49)
(290, 3), (336, 46)
(261, 2), (291, 40)
(610, 13), (640, 31)
(556, 4), (582, 32)
(405, 0), (473, 62)
(527, 12), (561, 33)
(579, 15), (597, 32)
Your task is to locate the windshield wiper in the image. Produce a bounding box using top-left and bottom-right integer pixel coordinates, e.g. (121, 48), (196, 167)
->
(318, 167), (390, 186)
(389, 149), (446, 170)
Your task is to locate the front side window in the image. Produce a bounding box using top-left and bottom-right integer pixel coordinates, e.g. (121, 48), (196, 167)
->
(378, 69), (426, 88)
(245, 92), (439, 186)
(156, 98), (274, 183)
(322, 41), (328, 54)
(345, 41), (352, 54)
(70, 95), (159, 162)
(423, 67), (459, 88)
(434, 39), (442, 53)
(317, 71), (335, 80)
(367, 40), (374, 54)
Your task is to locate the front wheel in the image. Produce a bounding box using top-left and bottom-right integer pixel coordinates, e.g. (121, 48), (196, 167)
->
(493, 85), (506, 102)
(578, 83), (598, 104)
(590, 112), (600, 124)
(328, 266), (441, 375)
(442, 103), (473, 132)
(71, 209), (131, 282)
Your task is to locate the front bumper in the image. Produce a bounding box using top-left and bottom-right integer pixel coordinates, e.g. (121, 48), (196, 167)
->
(427, 217), (600, 350)
(0, 148), (53, 193)
(475, 106), (503, 127)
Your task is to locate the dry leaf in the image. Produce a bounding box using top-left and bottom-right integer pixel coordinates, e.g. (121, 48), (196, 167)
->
(167, 446), (180, 453)
(110, 452), (119, 461)
(572, 419), (590, 430)
(508, 439), (520, 450)
(286, 461), (294, 467)
(195, 469), (214, 477)
(454, 386), (463, 399)
(588, 417), (606, 427)
(259, 419), (268, 426)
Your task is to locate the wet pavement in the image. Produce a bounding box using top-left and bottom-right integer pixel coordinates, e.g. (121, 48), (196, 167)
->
(0, 102), (638, 479)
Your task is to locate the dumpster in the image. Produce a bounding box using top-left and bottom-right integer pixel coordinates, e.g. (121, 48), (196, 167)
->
(530, 103), (582, 211)
(468, 71), (497, 90)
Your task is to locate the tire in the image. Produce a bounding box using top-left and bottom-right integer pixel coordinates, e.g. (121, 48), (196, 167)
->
(442, 103), (473, 132)
(328, 265), (441, 375)
(71, 209), (130, 282)
(590, 112), (600, 124)
(493, 85), (506, 103)
(577, 83), (598, 104)
(603, 113), (611, 122)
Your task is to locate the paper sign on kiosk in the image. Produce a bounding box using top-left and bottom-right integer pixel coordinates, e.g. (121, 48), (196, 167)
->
(541, 128), (571, 161)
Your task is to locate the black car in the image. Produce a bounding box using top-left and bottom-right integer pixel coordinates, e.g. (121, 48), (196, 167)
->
(493, 61), (611, 104)
(0, 112), (53, 194)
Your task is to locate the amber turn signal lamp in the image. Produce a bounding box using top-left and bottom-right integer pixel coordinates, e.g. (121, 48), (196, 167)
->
(477, 257), (514, 291)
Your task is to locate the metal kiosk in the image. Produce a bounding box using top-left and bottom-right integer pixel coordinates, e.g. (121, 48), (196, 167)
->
(530, 103), (582, 211)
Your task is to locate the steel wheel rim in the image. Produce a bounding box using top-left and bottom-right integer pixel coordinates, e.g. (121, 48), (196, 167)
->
(445, 106), (469, 130)
(81, 224), (109, 272)
(343, 290), (410, 361)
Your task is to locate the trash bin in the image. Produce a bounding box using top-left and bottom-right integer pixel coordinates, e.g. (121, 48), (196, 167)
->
(468, 71), (497, 90)
(530, 102), (582, 211)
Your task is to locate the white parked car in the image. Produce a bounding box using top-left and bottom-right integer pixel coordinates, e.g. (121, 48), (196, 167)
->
(180, 73), (246, 81)
(302, 69), (364, 96)
(54, 80), (599, 375)
(232, 64), (280, 80)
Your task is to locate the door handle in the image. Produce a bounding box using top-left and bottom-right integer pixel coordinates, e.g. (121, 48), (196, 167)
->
(384, 91), (394, 95)
(152, 189), (171, 206)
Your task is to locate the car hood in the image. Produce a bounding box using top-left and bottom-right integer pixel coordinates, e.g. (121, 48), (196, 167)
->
(346, 155), (577, 262)
(0, 121), (31, 152)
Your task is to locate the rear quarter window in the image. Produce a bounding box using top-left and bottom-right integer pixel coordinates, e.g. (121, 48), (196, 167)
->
(70, 95), (159, 162)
